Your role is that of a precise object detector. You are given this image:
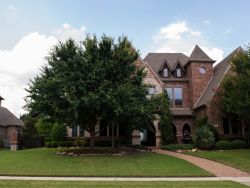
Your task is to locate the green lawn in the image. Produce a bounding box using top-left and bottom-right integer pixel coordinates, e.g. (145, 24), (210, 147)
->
(0, 148), (211, 177)
(0, 181), (247, 188)
(186, 149), (250, 173)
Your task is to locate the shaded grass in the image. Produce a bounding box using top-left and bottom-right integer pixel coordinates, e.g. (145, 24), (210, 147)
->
(0, 148), (211, 177)
(186, 149), (250, 173)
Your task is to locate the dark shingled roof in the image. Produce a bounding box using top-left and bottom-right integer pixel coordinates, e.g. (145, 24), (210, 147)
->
(143, 53), (189, 79)
(0, 106), (24, 127)
(189, 45), (215, 62)
(193, 47), (243, 109)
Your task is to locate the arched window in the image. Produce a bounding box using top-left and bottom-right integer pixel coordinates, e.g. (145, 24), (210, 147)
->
(182, 123), (191, 144)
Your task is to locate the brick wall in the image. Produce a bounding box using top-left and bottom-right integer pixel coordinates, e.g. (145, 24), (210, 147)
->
(187, 62), (214, 106)
(172, 116), (195, 143)
(164, 81), (190, 108)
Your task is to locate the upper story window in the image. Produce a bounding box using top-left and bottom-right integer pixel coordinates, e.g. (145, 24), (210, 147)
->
(164, 87), (183, 107)
(163, 68), (169, 77)
(174, 88), (183, 106)
(176, 68), (182, 77)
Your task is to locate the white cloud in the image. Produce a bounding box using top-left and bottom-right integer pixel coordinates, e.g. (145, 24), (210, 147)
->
(151, 21), (224, 63)
(52, 23), (86, 42)
(155, 21), (188, 41)
(0, 24), (86, 116)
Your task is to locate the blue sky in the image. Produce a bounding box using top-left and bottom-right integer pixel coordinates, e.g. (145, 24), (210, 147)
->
(0, 0), (249, 115)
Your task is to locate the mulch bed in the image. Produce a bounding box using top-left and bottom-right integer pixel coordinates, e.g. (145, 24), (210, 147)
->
(57, 147), (151, 156)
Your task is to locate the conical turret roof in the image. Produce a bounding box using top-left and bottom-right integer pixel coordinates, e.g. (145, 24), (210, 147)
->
(189, 45), (215, 62)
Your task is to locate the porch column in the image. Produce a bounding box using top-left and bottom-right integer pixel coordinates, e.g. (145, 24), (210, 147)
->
(10, 132), (19, 151)
(77, 125), (80, 137)
(242, 121), (245, 136)
(132, 130), (141, 145)
(96, 120), (100, 136)
(153, 120), (161, 148)
(117, 125), (119, 137)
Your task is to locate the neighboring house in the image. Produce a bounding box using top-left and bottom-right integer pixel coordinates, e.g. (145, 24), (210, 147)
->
(67, 45), (244, 147)
(0, 96), (24, 148)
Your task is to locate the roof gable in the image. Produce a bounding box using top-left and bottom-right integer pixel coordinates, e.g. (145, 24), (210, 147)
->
(159, 59), (171, 71)
(173, 59), (185, 71)
(144, 53), (189, 79)
(189, 45), (215, 62)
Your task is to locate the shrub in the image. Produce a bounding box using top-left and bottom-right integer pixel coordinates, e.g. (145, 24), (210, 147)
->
(51, 141), (58, 148)
(193, 126), (215, 150)
(231, 140), (247, 149)
(160, 115), (176, 145)
(65, 141), (73, 148)
(196, 117), (219, 141)
(214, 140), (232, 150)
(73, 138), (86, 147)
(58, 141), (65, 147)
(161, 144), (193, 151)
(45, 142), (51, 148)
(51, 123), (67, 142)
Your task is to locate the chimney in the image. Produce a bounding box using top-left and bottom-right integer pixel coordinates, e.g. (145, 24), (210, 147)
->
(0, 96), (4, 106)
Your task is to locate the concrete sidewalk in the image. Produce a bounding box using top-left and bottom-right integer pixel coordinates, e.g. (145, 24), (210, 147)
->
(0, 176), (249, 186)
(154, 149), (250, 177)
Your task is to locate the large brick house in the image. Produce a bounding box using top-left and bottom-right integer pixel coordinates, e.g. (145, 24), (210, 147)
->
(139, 45), (244, 146)
(67, 45), (244, 148)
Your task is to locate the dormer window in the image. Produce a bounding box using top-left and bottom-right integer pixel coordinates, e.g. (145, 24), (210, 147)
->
(176, 68), (182, 77)
(160, 60), (170, 78)
(174, 62), (184, 78)
(163, 68), (169, 77)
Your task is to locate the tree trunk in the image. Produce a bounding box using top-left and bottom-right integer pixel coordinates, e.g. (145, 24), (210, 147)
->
(111, 123), (115, 148)
(90, 127), (95, 152)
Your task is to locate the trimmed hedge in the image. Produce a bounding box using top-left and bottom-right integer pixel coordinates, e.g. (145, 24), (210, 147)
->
(214, 140), (231, 150)
(161, 144), (194, 151)
(214, 140), (247, 150)
(231, 140), (247, 149)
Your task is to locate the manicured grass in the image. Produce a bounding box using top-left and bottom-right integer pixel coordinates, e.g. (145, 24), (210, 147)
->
(186, 149), (250, 173)
(0, 180), (247, 188)
(0, 148), (211, 177)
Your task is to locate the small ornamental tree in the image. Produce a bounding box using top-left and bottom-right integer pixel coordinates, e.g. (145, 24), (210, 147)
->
(35, 118), (53, 139)
(150, 94), (173, 145)
(51, 123), (67, 142)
